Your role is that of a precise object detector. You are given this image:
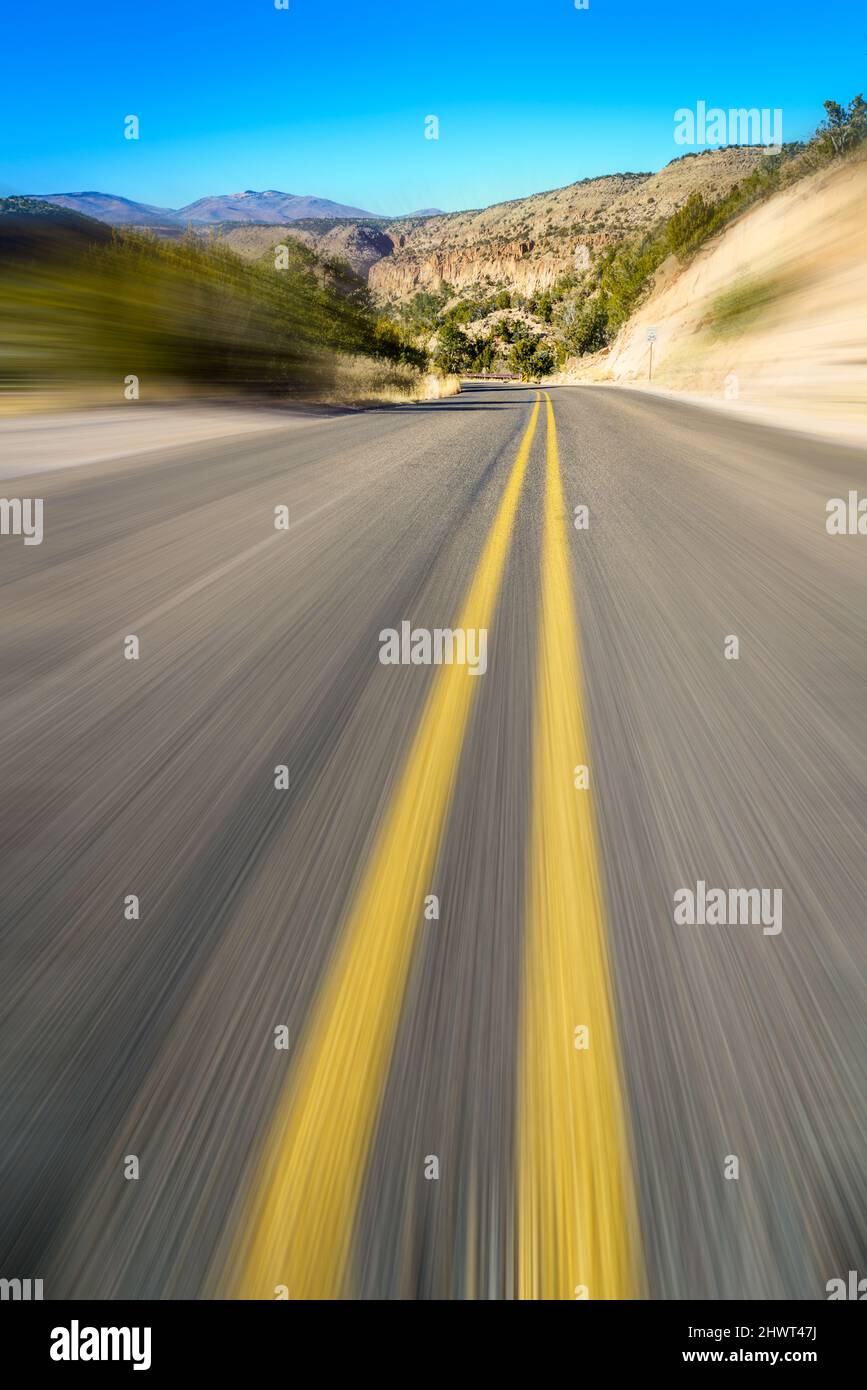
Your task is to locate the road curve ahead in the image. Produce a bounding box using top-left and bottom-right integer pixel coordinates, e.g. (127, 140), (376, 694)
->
(0, 382), (865, 1300)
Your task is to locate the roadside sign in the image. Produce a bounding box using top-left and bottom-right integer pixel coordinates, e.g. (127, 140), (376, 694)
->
(646, 327), (657, 381)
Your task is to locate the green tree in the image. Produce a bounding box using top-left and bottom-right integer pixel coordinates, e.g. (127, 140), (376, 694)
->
(665, 193), (715, 257)
(532, 342), (555, 375)
(562, 300), (609, 356)
(373, 318), (428, 369)
(444, 299), (475, 324)
(434, 319), (472, 373)
(508, 335), (553, 380)
(817, 95), (867, 156)
(529, 291), (554, 323)
(402, 288), (450, 333)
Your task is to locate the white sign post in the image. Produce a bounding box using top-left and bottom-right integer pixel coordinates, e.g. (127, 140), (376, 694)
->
(646, 327), (658, 381)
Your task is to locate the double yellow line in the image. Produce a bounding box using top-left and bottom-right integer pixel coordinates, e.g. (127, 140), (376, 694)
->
(230, 395), (540, 1300)
(230, 391), (640, 1299)
(518, 394), (639, 1299)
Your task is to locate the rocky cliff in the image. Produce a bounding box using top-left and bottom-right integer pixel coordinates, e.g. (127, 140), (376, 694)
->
(368, 147), (769, 303)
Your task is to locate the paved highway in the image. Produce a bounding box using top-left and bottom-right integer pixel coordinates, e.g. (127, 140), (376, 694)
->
(0, 383), (864, 1298)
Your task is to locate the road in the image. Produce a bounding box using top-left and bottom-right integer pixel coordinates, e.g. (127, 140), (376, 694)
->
(0, 382), (865, 1300)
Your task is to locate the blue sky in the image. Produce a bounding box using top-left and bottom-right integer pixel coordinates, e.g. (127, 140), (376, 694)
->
(2, 0), (864, 214)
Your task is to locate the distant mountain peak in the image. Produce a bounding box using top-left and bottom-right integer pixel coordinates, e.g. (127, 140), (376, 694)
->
(176, 189), (385, 223)
(25, 191), (178, 226)
(24, 188), (389, 227)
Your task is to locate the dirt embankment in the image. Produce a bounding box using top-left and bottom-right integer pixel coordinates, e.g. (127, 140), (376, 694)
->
(554, 153), (867, 445)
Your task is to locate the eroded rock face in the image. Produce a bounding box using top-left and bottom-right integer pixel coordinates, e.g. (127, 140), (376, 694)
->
(366, 148), (769, 302)
(368, 238), (589, 300)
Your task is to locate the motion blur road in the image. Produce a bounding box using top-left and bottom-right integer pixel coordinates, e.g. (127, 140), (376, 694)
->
(1, 382), (865, 1299)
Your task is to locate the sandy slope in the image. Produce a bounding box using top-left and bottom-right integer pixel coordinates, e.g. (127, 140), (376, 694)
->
(555, 153), (867, 446)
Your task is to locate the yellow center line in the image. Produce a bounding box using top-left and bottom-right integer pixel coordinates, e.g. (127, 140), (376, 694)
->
(231, 393), (541, 1299)
(517, 391), (642, 1300)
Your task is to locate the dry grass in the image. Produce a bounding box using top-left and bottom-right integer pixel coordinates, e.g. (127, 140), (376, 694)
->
(321, 355), (461, 406)
(0, 362), (461, 417)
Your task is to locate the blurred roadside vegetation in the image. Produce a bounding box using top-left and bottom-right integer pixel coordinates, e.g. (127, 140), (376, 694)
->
(0, 203), (429, 403)
(707, 270), (803, 338)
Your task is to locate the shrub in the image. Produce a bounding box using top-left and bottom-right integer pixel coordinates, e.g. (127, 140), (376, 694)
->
(508, 334), (554, 380)
(562, 300), (609, 356)
(433, 319), (472, 373)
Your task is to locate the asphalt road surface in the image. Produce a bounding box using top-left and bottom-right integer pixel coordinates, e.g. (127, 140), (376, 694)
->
(1, 382), (865, 1299)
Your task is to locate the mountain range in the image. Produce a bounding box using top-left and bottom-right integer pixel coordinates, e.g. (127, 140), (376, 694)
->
(24, 190), (443, 226)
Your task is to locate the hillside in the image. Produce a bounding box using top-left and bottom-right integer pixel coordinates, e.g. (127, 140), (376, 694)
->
(204, 149), (769, 293)
(26, 192), (179, 228)
(0, 197), (113, 259)
(556, 150), (867, 445)
(368, 147), (769, 302)
(212, 221), (395, 278)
